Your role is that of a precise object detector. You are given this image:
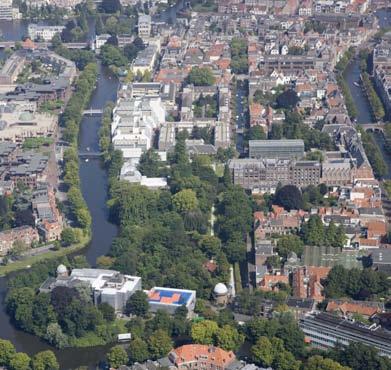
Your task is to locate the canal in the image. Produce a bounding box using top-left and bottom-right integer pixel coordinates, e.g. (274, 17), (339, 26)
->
(0, 1), (186, 369)
(343, 8), (391, 180)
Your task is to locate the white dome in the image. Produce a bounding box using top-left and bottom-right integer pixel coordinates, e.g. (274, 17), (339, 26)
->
(57, 264), (67, 274)
(214, 283), (228, 296)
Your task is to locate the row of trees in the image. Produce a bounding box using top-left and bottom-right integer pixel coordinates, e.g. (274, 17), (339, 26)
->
(230, 38), (248, 74)
(0, 339), (58, 370)
(335, 47), (358, 119)
(361, 72), (385, 121)
(61, 63), (97, 234)
(323, 265), (391, 300)
(359, 128), (387, 178)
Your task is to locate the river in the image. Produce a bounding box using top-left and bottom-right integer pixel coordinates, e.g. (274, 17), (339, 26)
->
(0, 1), (185, 369)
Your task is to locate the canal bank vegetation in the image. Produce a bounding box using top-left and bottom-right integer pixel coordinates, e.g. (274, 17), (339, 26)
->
(358, 48), (386, 121)
(359, 127), (387, 178)
(61, 63), (97, 236)
(335, 47), (357, 119)
(361, 72), (386, 121)
(0, 339), (59, 370)
(5, 256), (128, 348)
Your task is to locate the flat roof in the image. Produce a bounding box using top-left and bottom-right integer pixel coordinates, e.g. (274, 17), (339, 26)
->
(249, 139), (304, 147)
(147, 287), (195, 306)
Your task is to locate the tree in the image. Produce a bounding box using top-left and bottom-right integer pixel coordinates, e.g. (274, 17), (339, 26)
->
(304, 356), (351, 370)
(248, 126), (266, 140)
(187, 67), (215, 86)
(107, 346), (128, 368)
(100, 44), (127, 67)
(98, 302), (115, 321)
(138, 149), (163, 177)
(128, 338), (149, 364)
(191, 320), (219, 345)
(274, 185), (303, 211)
(61, 228), (79, 247)
(125, 291), (149, 317)
(215, 325), (244, 351)
(148, 330), (173, 359)
(276, 235), (304, 259)
(251, 336), (274, 367)
(273, 350), (301, 370)
(172, 189), (198, 213)
(0, 339), (16, 366)
(45, 323), (68, 348)
(276, 89), (299, 109)
(9, 353), (31, 370)
(31, 351), (59, 370)
(301, 215), (326, 246)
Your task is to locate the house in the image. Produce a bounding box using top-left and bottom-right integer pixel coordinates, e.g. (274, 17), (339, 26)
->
(326, 299), (384, 319)
(292, 266), (331, 301)
(168, 345), (237, 370)
(259, 274), (289, 291)
(0, 225), (39, 256)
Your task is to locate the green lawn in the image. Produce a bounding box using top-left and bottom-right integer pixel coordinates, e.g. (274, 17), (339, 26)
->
(0, 233), (91, 276)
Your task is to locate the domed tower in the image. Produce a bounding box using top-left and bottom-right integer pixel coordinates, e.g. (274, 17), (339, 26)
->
(56, 264), (68, 278)
(213, 283), (229, 305)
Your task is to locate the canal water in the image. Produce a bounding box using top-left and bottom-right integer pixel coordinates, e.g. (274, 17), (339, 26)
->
(0, 2), (186, 369)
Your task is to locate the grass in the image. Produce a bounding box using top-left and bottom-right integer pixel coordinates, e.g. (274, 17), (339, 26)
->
(0, 233), (91, 277)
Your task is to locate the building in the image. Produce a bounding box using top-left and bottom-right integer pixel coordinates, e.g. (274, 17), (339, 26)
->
(138, 14), (151, 39)
(0, 52), (26, 84)
(168, 345), (237, 370)
(0, 225), (39, 256)
(292, 266), (331, 301)
(326, 300), (384, 319)
(28, 24), (65, 41)
(213, 283), (229, 305)
(321, 158), (354, 186)
(0, 0), (20, 20)
(228, 158), (320, 192)
(0, 112), (57, 143)
(369, 249), (391, 276)
(40, 268), (142, 312)
(300, 312), (391, 357)
(249, 139), (304, 159)
(111, 96), (165, 163)
(132, 44), (159, 74)
(147, 287), (196, 317)
(8, 152), (49, 189)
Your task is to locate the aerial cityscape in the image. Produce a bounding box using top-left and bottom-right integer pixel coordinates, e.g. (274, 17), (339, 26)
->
(0, 0), (390, 369)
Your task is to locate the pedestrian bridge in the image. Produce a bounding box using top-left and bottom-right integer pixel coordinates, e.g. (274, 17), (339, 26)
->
(360, 123), (385, 133)
(82, 109), (103, 116)
(78, 152), (102, 159)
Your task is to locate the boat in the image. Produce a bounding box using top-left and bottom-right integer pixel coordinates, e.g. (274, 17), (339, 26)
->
(86, 147), (90, 151)
(85, 159), (89, 162)
(353, 82), (360, 87)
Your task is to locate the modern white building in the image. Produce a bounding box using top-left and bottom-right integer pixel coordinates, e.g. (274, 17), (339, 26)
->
(138, 14), (151, 39)
(120, 161), (167, 189)
(111, 95), (165, 163)
(0, 0), (21, 20)
(40, 267), (142, 312)
(28, 24), (65, 41)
